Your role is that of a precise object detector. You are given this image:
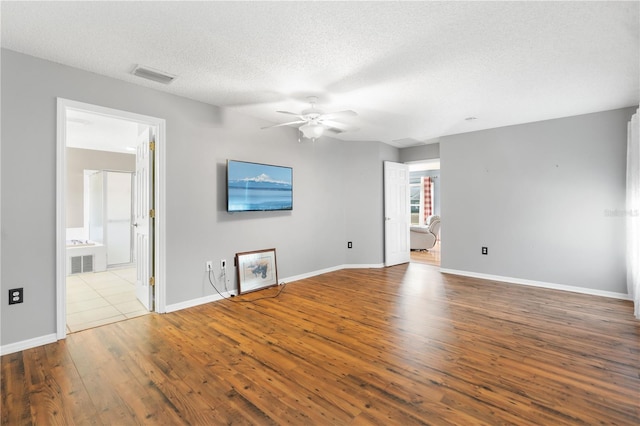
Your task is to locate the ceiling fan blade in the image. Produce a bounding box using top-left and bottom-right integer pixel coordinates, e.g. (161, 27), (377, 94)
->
(319, 119), (359, 131)
(325, 126), (360, 135)
(276, 110), (305, 118)
(320, 110), (357, 120)
(261, 120), (306, 130)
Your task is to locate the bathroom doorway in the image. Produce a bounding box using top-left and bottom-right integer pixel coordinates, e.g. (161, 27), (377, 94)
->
(57, 99), (165, 337)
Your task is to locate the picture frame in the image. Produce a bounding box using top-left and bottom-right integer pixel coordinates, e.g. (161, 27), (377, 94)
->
(235, 248), (278, 294)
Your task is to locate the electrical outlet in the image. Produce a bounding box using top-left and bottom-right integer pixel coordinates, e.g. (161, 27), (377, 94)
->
(221, 259), (227, 269)
(348, 241), (353, 249)
(8, 288), (23, 305)
(482, 247), (488, 255)
(206, 261), (213, 271)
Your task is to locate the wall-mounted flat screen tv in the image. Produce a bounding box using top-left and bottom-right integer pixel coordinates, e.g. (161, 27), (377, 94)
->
(227, 160), (293, 212)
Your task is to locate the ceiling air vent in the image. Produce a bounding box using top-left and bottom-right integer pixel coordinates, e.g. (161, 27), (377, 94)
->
(131, 65), (176, 84)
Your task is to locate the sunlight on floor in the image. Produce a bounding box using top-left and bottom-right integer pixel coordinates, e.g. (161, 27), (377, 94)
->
(410, 240), (440, 266)
(390, 261), (452, 357)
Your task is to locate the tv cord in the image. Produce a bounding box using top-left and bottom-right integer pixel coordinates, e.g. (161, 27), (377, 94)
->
(208, 269), (286, 303)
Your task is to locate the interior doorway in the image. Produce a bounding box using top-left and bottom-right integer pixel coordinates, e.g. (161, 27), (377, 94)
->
(68, 167), (142, 332)
(56, 99), (166, 338)
(408, 160), (441, 267)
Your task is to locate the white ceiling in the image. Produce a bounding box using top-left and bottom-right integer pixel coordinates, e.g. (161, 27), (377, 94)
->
(2, 1), (638, 148)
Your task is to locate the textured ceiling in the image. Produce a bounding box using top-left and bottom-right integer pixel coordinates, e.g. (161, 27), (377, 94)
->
(2, 1), (638, 147)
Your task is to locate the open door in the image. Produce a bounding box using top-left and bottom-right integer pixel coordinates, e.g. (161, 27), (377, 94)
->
(134, 127), (154, 311)
(384, 161), (411, 266)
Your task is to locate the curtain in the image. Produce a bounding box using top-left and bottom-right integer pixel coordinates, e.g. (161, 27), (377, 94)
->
(422, 176), (432, 224)
(627, 108), (639, 319)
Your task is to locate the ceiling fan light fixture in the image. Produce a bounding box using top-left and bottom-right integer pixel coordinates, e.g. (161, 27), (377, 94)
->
(300, 123), (324, 139)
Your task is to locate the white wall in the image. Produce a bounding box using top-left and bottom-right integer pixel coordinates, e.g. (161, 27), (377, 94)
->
(440, 108), (636, 294)
(0, 49), (393, 347)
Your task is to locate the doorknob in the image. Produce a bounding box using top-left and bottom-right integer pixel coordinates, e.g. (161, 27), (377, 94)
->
(132, 223), (138, 227)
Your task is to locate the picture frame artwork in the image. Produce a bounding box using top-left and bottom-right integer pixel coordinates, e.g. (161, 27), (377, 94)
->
(236, 248), (278, 294)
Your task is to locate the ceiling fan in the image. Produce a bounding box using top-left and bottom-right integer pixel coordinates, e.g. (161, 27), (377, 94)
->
(261, 96), (357, 141)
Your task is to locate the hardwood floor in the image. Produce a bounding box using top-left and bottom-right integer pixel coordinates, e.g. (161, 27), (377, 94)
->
(410, 241), (440, 266)
(2, 263), (638, 425)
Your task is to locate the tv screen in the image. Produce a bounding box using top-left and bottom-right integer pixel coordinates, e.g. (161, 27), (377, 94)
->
(227, 160), (293, 212)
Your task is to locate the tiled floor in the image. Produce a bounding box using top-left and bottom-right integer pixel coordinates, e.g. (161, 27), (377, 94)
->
(66, 267), (149, 333)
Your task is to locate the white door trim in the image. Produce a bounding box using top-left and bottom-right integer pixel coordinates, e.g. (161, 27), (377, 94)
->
(56, 98), (167, 340)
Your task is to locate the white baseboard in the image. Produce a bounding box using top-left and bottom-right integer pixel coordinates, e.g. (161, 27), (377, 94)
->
(439, 268), (631, 300)
(281, 263), (385, 284)
(281, 265), (344, 284)
(164, 263), (387, 314)
(165, 291), (234, 313)
(0, 333), (57, 356)
(343, 263), (385, 269)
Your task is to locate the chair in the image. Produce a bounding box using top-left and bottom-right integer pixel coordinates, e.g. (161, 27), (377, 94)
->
(410, 215), (440, 251)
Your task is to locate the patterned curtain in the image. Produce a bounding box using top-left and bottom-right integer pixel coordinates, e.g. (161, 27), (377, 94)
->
(422, 176), (432, 224)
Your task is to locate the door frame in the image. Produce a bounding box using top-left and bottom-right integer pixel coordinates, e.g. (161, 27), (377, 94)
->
(56, 98), (167, 340)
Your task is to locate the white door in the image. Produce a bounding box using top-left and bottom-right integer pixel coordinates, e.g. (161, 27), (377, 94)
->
(134, 128), (154, 310)
(384, 161), (411, 266)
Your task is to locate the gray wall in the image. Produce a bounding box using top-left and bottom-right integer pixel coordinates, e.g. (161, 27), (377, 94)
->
(343, 141), (399, 265)
(1, 49), (393, 346)
(66, 148), (135, 228)
(399, 142), (440, 163)
(440, 108), (636, 293)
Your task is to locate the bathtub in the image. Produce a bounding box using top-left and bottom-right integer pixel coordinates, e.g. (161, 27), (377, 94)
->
(67, 241), (107, 274)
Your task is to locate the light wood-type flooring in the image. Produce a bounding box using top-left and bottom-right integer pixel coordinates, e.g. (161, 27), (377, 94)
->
(410, 241), (440, 266)
(2, 263), (638, 425)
